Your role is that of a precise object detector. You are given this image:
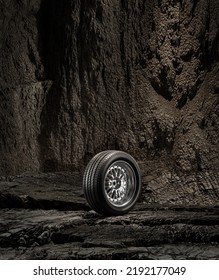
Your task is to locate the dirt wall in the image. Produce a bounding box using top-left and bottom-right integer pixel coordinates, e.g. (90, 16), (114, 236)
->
(0, 0), (218, 202)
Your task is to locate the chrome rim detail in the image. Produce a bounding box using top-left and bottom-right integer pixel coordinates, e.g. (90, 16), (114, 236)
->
(104, 161), (136, 207)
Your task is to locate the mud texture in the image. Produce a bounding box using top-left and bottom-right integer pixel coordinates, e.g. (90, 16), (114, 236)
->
(0, 0), (218, 198)
(0, 1), (219, 259)
(0, 172), (219, 260)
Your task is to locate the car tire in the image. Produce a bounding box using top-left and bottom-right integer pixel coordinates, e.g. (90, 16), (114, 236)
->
(83, 150), (141, 216)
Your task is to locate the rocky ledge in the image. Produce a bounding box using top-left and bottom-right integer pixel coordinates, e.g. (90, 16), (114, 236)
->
(0, 172), (219, 260)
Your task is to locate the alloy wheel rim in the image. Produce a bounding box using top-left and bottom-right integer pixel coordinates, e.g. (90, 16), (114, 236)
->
(104, 161), (136, 207)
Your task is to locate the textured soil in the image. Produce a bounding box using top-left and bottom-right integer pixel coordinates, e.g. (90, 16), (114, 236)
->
(0, 0), (218, 260)
(0, 0), (218, 192)
(0, 172), (219, 260)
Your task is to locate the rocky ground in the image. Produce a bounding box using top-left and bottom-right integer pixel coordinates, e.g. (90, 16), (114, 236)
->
(0, 172), (219, 260)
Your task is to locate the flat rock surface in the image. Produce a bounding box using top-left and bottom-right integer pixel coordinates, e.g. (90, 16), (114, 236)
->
(0, 172), (219, 259)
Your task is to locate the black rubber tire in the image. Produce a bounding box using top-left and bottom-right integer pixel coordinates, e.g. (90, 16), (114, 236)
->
(83, 150), (141, 216)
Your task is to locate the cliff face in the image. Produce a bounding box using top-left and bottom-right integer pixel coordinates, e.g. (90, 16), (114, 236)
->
(0, 0), (218, 202)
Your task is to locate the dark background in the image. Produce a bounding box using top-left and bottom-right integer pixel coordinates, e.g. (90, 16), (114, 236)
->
(0, 0), (219, 205)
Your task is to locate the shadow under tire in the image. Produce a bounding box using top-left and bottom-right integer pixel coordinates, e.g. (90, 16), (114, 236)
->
(83, 150), (141, 216)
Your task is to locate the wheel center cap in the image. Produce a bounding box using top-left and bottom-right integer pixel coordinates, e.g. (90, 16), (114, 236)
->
(112, 178), (121, 189)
